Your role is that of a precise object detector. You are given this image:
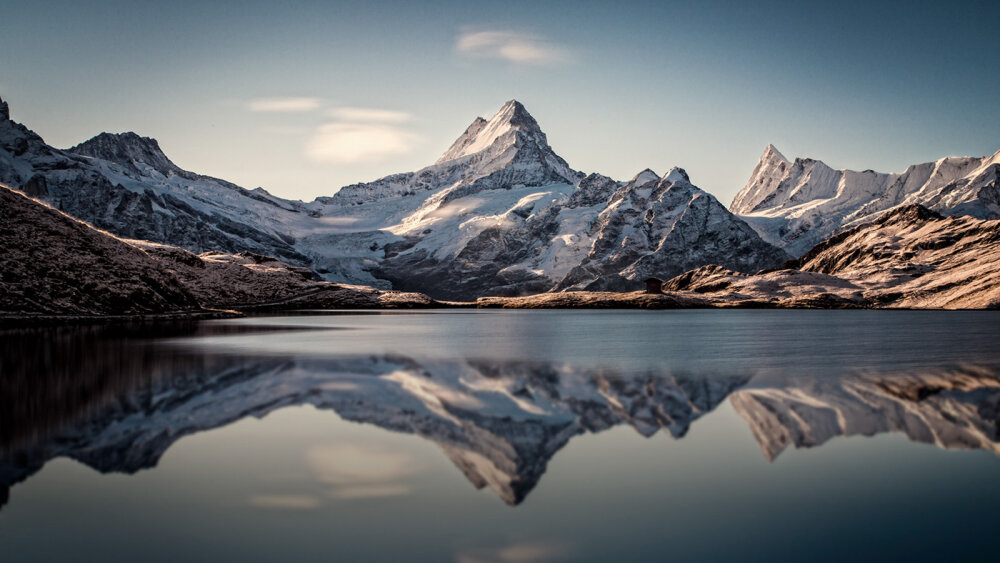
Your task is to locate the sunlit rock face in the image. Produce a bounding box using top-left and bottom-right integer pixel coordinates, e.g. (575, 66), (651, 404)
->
(555, 168), (790, 292)
(5, 325), (1000, 509)
(664, 205), (1000, 309)
(731, 144), (1000, 257)
(0, 95), (786, 300)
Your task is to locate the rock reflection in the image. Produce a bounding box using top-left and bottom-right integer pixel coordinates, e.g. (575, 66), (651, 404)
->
(731, 366), (1000, 461)
(3, 326), (1000, 510)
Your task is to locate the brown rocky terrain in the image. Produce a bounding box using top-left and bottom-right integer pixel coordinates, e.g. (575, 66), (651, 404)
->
(659, 205), (1000, 309)
(0, 185), (201, 316)
(0, 185), (438, 320)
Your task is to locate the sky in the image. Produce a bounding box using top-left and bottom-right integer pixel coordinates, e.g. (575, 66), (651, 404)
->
(1, 0), (998, 204)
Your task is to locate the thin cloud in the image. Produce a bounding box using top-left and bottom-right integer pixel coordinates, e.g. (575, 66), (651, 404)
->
(456, 541), (573, 563)
(306, 107), (419, 163)
(306, 122), (419, 163)
(330, 484), (411, 500)
(247, 97), (322, 112)
(248, 494), (322, 510)
(455, 30), (571, 65)
(304, 443), (418, 499)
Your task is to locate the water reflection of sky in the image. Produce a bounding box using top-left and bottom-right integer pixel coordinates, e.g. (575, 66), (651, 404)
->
(178, 310), (1000, 374)
(2, 310), (1000, 562)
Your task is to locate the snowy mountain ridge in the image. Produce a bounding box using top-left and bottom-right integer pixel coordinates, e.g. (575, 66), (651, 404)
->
(731, 144), (1000, 256)
(320, 100), (580, 208)
(0, 96), (789, 299)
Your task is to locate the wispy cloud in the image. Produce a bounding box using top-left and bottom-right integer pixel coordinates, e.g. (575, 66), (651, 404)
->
(456, 541), (573, 563)
(247, 97), (323, 112)
(330, 484), (411, 500)
(305, 443), (419, 499)
(455, 30), (571, 66)
(306, 107), (419, 163)
(248, 494), (322, 510)
(243, 97), (418, 163)
(306, 122), (419, 163)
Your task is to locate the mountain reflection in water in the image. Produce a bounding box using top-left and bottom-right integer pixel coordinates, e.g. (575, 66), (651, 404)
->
(3, 321), (1000, 511)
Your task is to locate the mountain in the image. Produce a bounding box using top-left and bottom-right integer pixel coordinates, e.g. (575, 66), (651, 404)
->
(555, 168), (790, 291)
(0, 99), (308, 265)
(731, 144), (1000, 256)
(0, 183), (435, 317)
(305, 102), (787, 298)
(319, 100), (581, 207)
(665, 204), (1000, 309)
(0, 184), (200, 316)
(0, 96), (789, 300)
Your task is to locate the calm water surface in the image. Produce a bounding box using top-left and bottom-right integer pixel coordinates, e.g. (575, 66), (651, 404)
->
(2, 310), (1000, 562)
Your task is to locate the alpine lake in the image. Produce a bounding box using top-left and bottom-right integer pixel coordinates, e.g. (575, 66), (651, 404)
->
(2, 309), (999, 562)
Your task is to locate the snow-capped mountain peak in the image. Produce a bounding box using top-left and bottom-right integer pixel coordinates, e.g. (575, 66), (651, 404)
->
(630, 168), (660, 185)
(662, 167), (690, 185)
(731, 144), (1000, 256)
(68, 132), (187, 178)
(436, 99), (551, 164)
(436, 117), (489, 164)
(324, 99), (581, 212)
(762, 143), (788, 164)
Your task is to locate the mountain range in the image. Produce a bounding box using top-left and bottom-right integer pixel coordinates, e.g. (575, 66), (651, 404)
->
(1, 94), (998, 304)
(1, 97), (788, 300)
(732, 143), (1000, 256)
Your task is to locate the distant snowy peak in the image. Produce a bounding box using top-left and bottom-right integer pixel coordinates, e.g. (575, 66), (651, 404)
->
(630, 168), (660, 186)
(436, 117), (489, 164)
(433, 99), (579, 184)
(436, 100), (543, 164)
(68, 132), (189, 179)
(663, 167), (690, 185)
(325, 100), (581, 208)
(762, 143), (788, 164)
(731, 144), (1000, 256)
(554, 166), (790, 292)
(729, 144), (796, 214)
(627, 167), (688, 189)
(0, 96), (9, 121)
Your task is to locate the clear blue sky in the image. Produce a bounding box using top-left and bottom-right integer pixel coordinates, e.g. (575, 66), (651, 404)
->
(2, 0), (997, 204)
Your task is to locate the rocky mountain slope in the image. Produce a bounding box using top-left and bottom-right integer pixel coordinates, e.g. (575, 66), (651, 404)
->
(0, 99), (308, 265)
(665, 205), (1000, 309)
(0, 184), (435, 317)
(0, 96), (788, 300)
(731, 144), (1000, 256)
(0, 185), (201, 316)
(555, 168), (789, 291)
